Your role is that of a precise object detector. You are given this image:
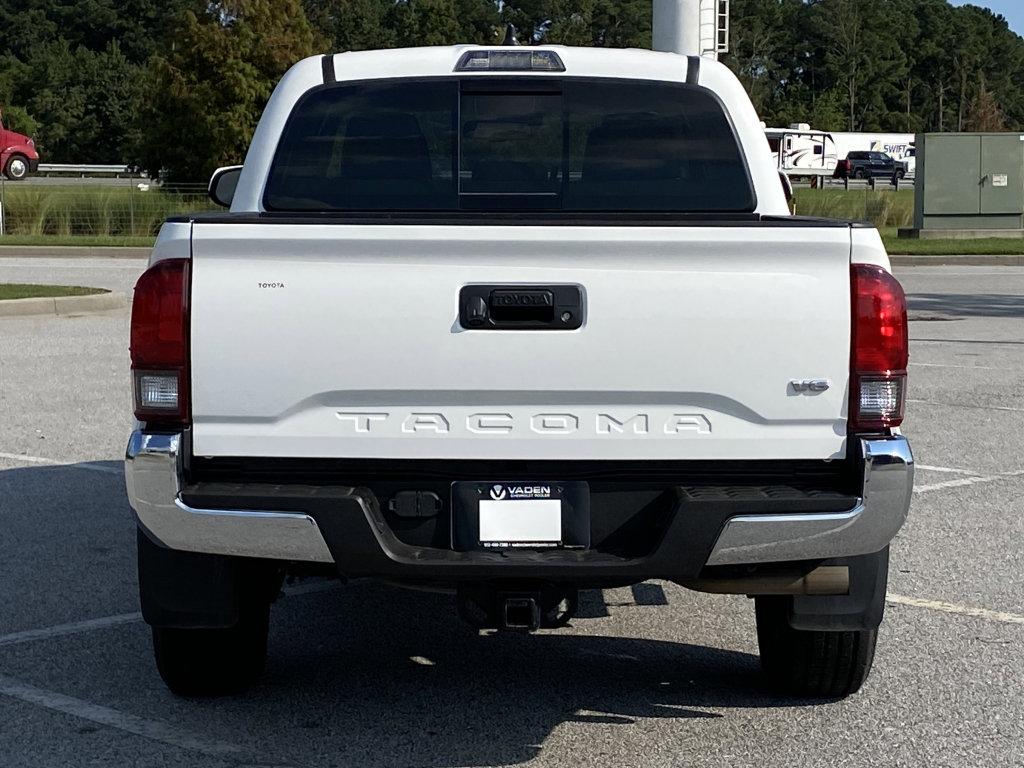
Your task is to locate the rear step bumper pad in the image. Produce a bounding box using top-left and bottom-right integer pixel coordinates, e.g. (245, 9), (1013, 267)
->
(125, 432), (913, 573)
(706, 437), (914, 565)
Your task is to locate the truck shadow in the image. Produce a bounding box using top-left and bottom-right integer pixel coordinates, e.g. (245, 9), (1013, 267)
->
(0, 461), (823, 768)
(246, 579), (817, 767)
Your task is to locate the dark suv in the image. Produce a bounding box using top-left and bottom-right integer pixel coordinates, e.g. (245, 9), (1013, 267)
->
(836, 151), (907, 180)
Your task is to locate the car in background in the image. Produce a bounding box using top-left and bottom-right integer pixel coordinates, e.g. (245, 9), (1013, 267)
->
(835, 151), (907, 180)
(0, 108), (40, 181)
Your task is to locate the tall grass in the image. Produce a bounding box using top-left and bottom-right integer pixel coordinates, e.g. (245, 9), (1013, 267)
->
(793, 189), (915, 229)
(0, 184), (917, 239)
(0, 184), (210, 238)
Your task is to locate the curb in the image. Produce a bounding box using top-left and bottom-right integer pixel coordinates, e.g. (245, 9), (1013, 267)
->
(0, 291), (128, 317)
(0, 246), (151, 259)
(890, 254), (1024, 267)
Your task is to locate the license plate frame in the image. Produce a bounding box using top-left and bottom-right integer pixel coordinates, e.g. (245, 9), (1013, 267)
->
(451, 481), (590, 552)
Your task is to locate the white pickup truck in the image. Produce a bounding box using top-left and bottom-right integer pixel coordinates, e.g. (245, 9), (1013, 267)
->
(125, 45), (913, 699)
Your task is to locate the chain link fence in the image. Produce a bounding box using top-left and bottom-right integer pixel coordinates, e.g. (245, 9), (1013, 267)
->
(0, 175), (210, 239)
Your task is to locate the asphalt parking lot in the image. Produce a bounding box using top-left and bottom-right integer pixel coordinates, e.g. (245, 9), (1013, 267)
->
(0, 257), (1022, 768)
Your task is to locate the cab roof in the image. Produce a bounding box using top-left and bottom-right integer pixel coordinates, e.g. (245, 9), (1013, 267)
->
(318, 45), (713, 85)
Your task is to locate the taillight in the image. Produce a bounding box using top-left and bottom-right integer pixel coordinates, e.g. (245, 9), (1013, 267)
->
(130, 258), (190, 426)
(850, 264), (908, 430)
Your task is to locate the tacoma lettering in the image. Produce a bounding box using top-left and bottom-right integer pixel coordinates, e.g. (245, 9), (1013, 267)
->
(333, 411), (712, 436)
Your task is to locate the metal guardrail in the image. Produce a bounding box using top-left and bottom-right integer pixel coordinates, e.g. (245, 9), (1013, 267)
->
(791, 176), (914, 191)
(37, 163), (136, 176)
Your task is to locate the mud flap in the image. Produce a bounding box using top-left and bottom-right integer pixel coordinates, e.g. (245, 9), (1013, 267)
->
(787, 547), (889, 632)
(137, 527), (281, 629)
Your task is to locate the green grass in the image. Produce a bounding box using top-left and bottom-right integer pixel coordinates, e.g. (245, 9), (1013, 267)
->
(880, 228), (1024, 255)
(793, 188), (915, 229)
(1, 184), (1021, 256)
(3, 184), (913, 237)
(0, 283), (108, 300)
(796, 191), (1024, 255)
(0, 184), (209, 238)
(0, 235), (155, 247)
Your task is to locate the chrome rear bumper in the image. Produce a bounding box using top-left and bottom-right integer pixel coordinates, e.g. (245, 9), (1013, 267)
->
(125, 431), (912, 567)
(705, 436), (914, 565)
(125, 431), (333, 563)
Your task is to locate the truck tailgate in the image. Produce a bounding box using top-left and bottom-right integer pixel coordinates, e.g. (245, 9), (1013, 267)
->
(189, 224), (852, 461)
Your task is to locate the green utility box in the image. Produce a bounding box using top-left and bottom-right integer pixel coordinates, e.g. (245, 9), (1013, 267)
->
(903, 132), (1024, 239)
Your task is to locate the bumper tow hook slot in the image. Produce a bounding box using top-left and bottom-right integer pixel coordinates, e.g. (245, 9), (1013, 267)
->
(503, 597), (541, 631)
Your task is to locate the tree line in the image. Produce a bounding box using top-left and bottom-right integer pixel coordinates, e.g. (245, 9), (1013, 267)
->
(727, 0), (1024, 135)
(0, 0), (1020, 182)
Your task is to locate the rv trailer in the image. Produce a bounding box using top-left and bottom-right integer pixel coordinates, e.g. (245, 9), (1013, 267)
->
(765, 124), (837, 178)
(766, 124), (916, 179)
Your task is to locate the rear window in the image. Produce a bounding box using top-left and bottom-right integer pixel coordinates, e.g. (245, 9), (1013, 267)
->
(264, 78), (755, 214)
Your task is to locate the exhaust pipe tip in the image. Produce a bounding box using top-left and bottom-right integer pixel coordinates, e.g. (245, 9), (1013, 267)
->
(681, 566), (851, 596)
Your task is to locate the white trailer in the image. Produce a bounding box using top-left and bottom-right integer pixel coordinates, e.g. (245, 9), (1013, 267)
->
(833, 133), (915, 163)
(765, 124), (838, 177)
(766, 124), (916, 178)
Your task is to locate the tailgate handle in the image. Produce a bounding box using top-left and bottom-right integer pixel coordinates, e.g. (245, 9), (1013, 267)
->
(459, 285), (583, 330)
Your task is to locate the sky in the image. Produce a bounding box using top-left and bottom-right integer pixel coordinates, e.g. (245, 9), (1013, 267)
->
(950, 1), (1024, 35)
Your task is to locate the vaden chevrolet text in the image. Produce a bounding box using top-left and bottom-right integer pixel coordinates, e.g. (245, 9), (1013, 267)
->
(125, 46), (913, 698)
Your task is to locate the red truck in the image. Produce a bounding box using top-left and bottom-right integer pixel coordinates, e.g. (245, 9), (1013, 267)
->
(0, 107), (40, 180)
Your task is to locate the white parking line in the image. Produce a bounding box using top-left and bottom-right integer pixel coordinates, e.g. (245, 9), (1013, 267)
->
(0, 585), (334, 650)
(916, 465), (980, 476)
(0, 265), (142, 271)
(0, 613), (142, 649)
(908, 398), (1024, 413)
(0, 676), (259, 761)
(281, 580), (341, 597)
(909, 362), (1008, 371)
(76, 462), (125, 475)
(887, 594), (1024, 626)
(0, 452), (121, 475)
(0, 452), (52, 464)
(914, 470), (1024, 495)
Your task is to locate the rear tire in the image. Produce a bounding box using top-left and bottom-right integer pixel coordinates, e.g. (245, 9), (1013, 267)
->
(138, 527), (280, 696)
(853, 168), (865, 180)
(153, 604), (269, 696)
(755, 597), (877, 699)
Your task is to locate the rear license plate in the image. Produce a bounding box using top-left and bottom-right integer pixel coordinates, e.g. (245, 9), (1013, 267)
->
(451, 481), (590, 551)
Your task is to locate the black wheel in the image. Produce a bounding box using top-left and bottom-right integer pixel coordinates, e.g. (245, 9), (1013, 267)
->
(895, 169), (906, 180)
(153, 603), (269, 696)
(755, 597), (877, 699)
(853, 168), (865, 180)
(3, 154), (29, 180)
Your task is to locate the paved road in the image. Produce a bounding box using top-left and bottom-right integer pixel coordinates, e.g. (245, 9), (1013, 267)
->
(0, 260), (1022, 768)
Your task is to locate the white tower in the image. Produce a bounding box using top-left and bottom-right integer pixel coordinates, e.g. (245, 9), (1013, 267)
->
(652, 0), (730, 59)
